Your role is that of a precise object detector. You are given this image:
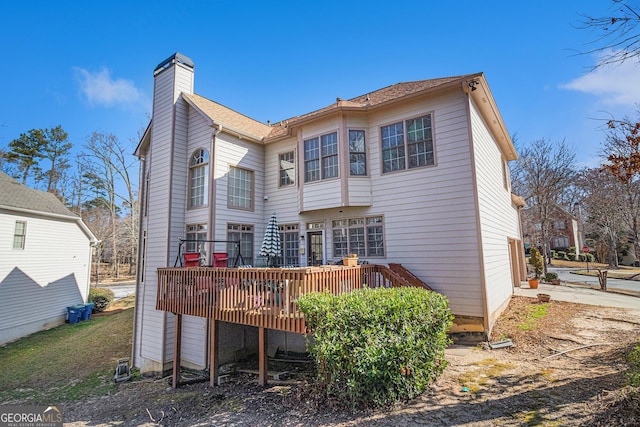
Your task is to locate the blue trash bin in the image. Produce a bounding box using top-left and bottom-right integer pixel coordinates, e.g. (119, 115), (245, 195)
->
(81, 302), (94, 321)
(67, 306), (82, 324)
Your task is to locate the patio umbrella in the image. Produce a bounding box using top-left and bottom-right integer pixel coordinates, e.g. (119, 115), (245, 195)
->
(259, 212), (281, 267)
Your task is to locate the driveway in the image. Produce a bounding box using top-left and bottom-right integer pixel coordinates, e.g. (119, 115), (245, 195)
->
(549, 266), (640, 295)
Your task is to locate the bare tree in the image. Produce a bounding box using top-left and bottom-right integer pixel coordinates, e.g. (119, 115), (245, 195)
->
(576, 0), (640, 67)
(83, 132), (138, 278)
(576, 168), (628, 266)
(511, 138), (577, 272)
(601, 115), (640, 259)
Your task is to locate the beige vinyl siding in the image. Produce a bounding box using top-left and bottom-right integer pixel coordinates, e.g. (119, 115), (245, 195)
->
(138, 61), (194, 367)
(302, 180), (342, 211)
(469, 98), (519, 319)
(264, 138), (302, 221)
(367, 91), (484, 317)
(212, 133), (265, 257)
(345, 178), (372, 206)
(0, 212), (92, 345)
(300, 120), (343, 212)
(176, 109), (216, 367)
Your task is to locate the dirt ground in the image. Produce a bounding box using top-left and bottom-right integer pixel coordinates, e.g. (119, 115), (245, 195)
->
(62, 296), (640, 426)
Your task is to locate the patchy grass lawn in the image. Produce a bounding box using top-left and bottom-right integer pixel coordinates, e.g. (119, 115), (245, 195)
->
(0, 298), (134, 404)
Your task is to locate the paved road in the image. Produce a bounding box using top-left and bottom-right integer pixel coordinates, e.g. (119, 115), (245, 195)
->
(99, 281), (136, 300)
(549, 267), (640, 295)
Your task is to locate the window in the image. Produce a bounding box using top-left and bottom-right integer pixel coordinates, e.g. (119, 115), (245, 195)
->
(381, 114), (434, 173)
(553, 236), (569, 248)
(279, 151), (295, 187)
(227, 224), (254, 266)
(13, 221), (26, 249)
(279, 224), (300, 266)
(332, 216), (384, 257)
(553, 220), (567, 230)
(502, 158), (510, 191)
(349, 130), (366, 176)
(228, 166), (254, 210)
(185, 223), (207, 253)
(304, 131), (338, 182)
(189, 149), (209, 208)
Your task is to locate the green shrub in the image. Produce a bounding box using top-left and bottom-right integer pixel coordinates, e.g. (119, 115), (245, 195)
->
(550, 250), (556, 259)
(556, 251), (567, 260)
(529, 247), (544, 279)
(89, 288), (114, 312)
(297, 287), (453, 408)
(567, 253), (577, 261)
(568, 246), (576, 254)
(578, 253), (595, 263)
(629, 341), (640, 387)
(544, 272), (558, 281)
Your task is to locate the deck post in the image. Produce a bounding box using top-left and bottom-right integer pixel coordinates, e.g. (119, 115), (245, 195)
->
(172, 313), (182, 389)
(209, 319), (219, 386)
(258, 326), (268, 386)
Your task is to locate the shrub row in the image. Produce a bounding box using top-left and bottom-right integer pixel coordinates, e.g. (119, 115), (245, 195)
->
(297, 287), (453, 408)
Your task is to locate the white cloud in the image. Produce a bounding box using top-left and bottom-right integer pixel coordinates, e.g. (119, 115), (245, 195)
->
(74, 67), (149, 110)
(560, 53), (640, 106)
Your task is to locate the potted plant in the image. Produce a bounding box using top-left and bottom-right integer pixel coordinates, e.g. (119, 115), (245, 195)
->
(544, 272), (560, 285)
(528, 247), (544, 289)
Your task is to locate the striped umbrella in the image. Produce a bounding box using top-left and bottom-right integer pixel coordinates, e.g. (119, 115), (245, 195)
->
(259, 212), (281, 267)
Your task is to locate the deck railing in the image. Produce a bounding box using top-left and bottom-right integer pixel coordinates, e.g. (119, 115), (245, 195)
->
(156, 264), (420, 334)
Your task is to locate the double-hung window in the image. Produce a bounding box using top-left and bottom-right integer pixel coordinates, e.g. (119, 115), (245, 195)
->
(13, 221), (26, 249)
(381, 113), (434, 173)
(228, 166), (254, 210)
(349, 130), (366, 176)
(227, 224), (254, 266)
(279, 151), (295, 187)
(304, 131), (338, 182)
(189, 149), (209, 207)
(185, 223), (207, 253)
(332, 216), (385, 257)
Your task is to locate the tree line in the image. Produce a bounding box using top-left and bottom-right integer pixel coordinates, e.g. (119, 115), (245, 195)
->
(1, 126), (139, 280)
(512, 113), (640, 270)
(512, 0), (640, 271)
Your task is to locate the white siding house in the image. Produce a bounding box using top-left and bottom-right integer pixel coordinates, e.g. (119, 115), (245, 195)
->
(0, 172), (98, 345)
(133, 53), (526, 375)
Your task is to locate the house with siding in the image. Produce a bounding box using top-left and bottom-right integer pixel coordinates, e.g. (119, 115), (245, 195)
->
(134, 53), (526, 376)
(0, 172), (98, 345)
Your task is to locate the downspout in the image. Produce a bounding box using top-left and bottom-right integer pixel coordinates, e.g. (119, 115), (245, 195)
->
(131, 154), (148, 368)
(206, 124), (221, 371)
(207, 124), (222, 245)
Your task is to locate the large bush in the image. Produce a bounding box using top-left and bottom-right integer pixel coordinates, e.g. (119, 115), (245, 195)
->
(89, 288), (115, 312)
(297, 287), (453, 408)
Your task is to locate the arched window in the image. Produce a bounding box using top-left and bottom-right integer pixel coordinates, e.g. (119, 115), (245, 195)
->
(189, 149), (209, 207)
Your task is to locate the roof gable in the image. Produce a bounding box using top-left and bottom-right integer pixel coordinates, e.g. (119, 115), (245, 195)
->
(0, 172), (77, 217)
(183, 93), (272, 141)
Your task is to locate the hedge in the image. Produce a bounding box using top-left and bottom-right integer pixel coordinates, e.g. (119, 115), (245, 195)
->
(297, 287), (453, 408)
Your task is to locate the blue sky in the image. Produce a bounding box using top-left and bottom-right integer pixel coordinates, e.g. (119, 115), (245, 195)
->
(1, 0), (639, 176)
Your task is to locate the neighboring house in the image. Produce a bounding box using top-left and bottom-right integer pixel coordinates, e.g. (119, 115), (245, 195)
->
(133, 53), (526, 375)
(0, 172), (98, 345)
(522, 205), (584, 254)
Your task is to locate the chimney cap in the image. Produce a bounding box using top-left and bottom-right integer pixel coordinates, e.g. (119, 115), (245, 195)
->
(154, 52), (194, 75)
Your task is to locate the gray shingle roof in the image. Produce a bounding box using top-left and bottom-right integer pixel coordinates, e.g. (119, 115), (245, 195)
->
(0, 172), (77, 217)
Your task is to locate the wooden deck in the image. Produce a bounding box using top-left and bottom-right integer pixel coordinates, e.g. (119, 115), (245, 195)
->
(155, 264), (429, 387)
